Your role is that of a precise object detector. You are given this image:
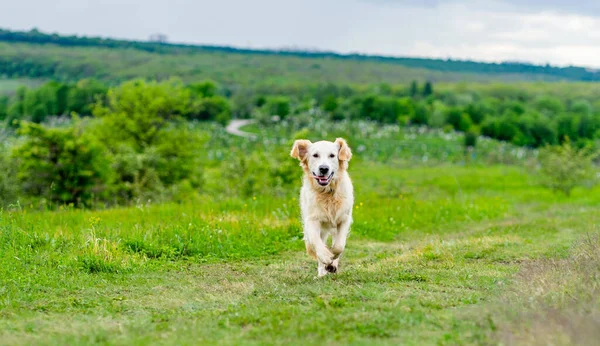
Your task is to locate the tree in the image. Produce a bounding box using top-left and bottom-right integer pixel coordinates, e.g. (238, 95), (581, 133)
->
(191, 96), (231, 125)
(464, 102), (486, 124)
(92, 79), (205, 201)
(13, 122), (112, 206)
(0, 96), (8, 121)
(538, 139), (598, 196)
(556, 114), (578, 143)
(93, 79), (192, 150)
(412, 104), (429, 125)
(423, 81), (433, 97)
(410, 80), (419, 97)
(188, 81), (217, 98)
(322, 95), (338, 113)
(370, 96), (399, 123)
(446, 107), (471, 131)
(265, 96), (291, 118)
(67, 79), (108, 115)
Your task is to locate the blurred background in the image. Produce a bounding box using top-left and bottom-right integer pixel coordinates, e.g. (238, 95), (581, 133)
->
(1, 0), (599, 206)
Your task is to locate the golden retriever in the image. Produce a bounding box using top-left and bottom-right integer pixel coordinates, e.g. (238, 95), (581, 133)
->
(290, 138), (353, 277)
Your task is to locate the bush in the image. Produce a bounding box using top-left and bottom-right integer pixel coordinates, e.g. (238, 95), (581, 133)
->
(92, 80), (206, 203)
(464, 127), (478, 148)
(190, 96), (231, 125)
(265, 96), (291, 119)
(93, 79), (192, 150)
(538, 140), (598, 196)
(412, 104), (429, 125)
(0, 143), (19, 207)
(13, 121), (112, 206)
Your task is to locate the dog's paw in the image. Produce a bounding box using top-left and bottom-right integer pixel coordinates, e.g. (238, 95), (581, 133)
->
(325, 264), (337, 273)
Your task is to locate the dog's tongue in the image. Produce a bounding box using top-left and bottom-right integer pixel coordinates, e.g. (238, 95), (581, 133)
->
(316, 176), (328, 183)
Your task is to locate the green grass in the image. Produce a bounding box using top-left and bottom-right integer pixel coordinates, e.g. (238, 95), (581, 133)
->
(1, 164), (599, 345)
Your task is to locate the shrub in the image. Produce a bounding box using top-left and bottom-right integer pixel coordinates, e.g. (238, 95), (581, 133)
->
(92, 80), (206, 203)
(13, 121), (112, 206)
(412, 104), (430, 125)
(538, 140), (598, 196)
(265, 96), (291, 119)
(93, 78), (192, 150)
(464, 127), (479, 148)
(0, 142), (19, 207)
(190, 96), (231, 125)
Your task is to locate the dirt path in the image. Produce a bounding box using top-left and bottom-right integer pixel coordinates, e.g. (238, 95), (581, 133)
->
(225, 119), (257, 138)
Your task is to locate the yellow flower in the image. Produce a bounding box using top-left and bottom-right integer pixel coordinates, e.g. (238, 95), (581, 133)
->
(360, 202), (363, 206)
(253, 196), (257, 200)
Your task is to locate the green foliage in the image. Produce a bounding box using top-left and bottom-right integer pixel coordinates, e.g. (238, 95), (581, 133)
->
(221, 144), (298, 198)
(535, 95), (564, 116)
(191, 96), (231, 125)
(464, 127), (479, 148)
(264, 96), (291, 118)
(412, 104), (429, 125)
(93, 79), (192, 149)
(410, 80), (419, 97)
(66, 78), (107, 115)
(464, 102), (486, 124)
(538, 140), (598, 196)
(13, 121), (112, 206)
(423, 81), (433, 97)
(92, 80), (206, 202)
(322, 95), (338, 114)
(0, 95), (8, 120)
(188, 80), (217, 98)
(0, 142), (19, 207)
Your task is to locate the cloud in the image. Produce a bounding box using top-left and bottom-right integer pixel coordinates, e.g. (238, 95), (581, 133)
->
(1, 0), (600, 67)
(361, 0), (600, 16)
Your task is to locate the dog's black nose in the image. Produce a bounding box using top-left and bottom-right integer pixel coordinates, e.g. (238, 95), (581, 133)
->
(318, 165), (329, 175)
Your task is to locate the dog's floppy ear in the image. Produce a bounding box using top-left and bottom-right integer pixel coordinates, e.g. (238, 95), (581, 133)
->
(290, 139), (312, 161)
(336, 138), (352, 161)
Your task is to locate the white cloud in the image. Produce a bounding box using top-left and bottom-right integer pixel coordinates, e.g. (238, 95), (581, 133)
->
(2, 0), (600, 67)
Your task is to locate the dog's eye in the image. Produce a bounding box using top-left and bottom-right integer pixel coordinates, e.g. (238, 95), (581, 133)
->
(329, 154), (335, 158)
(313, 154), (319, 158)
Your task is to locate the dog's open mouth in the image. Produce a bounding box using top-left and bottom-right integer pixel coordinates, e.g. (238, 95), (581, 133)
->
(313, 172), (334, 186)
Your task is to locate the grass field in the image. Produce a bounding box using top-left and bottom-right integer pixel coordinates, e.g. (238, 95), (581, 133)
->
(1, 162), (599, 345)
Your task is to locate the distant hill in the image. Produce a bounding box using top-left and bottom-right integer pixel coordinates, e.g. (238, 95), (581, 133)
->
(1, 28), (600, 86)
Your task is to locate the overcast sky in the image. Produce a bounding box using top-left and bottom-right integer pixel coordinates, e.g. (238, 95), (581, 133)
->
(3, 0), (600, 67)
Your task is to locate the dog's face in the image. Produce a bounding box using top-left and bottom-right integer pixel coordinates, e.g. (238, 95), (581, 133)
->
(290, 138), (352, 187)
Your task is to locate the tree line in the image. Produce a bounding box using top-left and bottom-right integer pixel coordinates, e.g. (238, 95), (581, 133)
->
(3, 78), (600, 149)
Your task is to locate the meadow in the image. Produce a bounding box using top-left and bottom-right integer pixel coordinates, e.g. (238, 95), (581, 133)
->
(2, 135), (599, 344)
(1, 30), (600, 345)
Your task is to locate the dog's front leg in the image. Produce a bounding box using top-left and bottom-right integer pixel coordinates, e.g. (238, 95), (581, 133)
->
(304, 220), (334, 277)
(331, 218), (352, 272)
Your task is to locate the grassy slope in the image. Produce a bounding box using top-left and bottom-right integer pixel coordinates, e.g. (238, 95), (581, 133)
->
(0, 42), (570, 86)
(1, 164), (599, 345)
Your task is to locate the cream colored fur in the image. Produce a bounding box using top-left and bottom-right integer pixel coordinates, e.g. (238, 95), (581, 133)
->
(290, 138), (354, 277)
